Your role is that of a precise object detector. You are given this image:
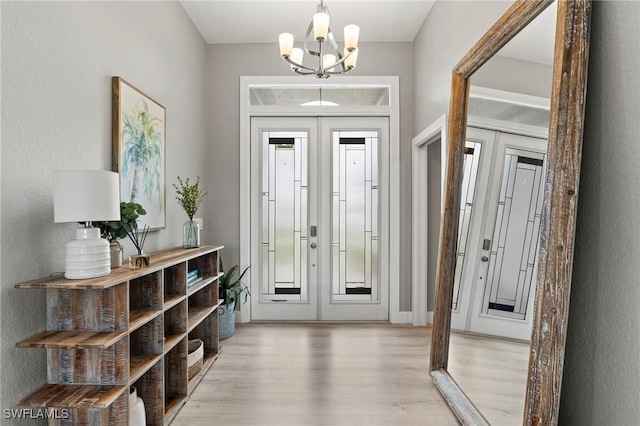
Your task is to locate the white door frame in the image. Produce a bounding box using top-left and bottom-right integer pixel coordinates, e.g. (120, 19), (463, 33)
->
(239, 76), (401, 323)
(411, 114), (447, 326)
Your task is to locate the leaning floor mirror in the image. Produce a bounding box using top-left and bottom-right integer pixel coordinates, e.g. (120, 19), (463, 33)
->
(430, 0), (591, 425)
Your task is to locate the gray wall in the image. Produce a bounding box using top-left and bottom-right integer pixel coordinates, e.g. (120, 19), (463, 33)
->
(207, 42), (415, 311)
(559, 1), (640, 423)
(1, 2), (208, 423)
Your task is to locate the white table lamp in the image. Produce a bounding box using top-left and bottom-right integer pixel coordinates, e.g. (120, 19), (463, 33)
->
(53, 170), (121, 279)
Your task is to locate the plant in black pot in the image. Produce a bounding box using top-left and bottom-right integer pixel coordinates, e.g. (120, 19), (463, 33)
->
(218, 265), (250, 340)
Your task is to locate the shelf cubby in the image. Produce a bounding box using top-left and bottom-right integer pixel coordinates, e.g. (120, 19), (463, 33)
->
(132, 358), (164, 426)
(187, 250), (219, 282)
(164, 300), (187, 353)
(130, 353), (162, 384)
(188, 277), (216, 307)
(164, 338), (188, 424)
(187, 309), (220, 395)
(164, 262), (187, 308)
(129, 271), (163, 323)
(130, 315), (163, 359)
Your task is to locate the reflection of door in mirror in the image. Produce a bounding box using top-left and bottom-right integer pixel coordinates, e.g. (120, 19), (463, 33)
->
(451, 124), (548, 341)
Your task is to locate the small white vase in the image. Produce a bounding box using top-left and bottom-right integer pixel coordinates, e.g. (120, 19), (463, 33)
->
(110, 243), (123, 268)
(129, 386), (146, 426)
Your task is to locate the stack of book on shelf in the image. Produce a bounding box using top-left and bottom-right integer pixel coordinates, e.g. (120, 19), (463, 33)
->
(187, 269), (203, 288)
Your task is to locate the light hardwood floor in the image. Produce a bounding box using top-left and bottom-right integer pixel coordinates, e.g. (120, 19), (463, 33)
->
(448, 331), (530, 426)
(173, 323), (528, 426)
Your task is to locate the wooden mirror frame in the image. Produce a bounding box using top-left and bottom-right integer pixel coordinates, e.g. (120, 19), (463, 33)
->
(429, 0), (591, 425)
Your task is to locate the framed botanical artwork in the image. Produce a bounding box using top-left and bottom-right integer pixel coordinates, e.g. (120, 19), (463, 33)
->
(112, 76), (166, 230)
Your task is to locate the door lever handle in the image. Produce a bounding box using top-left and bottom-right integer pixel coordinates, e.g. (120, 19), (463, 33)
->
(481, 256), (489, 262)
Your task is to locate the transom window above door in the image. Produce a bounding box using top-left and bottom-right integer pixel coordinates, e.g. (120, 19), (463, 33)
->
(249, 86), (390, 107)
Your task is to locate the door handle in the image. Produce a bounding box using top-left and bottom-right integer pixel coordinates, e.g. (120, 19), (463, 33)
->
(310, 243), (317, 249)
(481, 256), (489, 262)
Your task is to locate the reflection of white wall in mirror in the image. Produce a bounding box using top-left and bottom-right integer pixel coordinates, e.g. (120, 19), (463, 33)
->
(499, 1), (557, 66)
(472, 2), (556, 99)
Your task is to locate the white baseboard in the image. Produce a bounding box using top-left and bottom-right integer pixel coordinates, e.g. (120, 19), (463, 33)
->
(394, 311), (413, 324)
(239, 309), (430, 325)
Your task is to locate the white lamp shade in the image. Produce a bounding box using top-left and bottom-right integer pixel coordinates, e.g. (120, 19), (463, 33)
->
(279, 33), (294, 57)
(344, 24), (360, 50)
(344, 47), (358, 69)
(322, 54), (336, 70)
(53, 170), (120, 223)
(313, 12), (330, 40)
(290, 48), (304, 69)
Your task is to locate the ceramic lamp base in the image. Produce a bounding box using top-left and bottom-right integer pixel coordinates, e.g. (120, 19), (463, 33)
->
(64, 228), (111, 279)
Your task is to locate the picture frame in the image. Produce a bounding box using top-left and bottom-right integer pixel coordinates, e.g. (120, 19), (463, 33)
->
(112, 76), (166, 230)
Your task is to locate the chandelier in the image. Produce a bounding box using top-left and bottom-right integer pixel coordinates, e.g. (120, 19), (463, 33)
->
(278, 0), (360, 79)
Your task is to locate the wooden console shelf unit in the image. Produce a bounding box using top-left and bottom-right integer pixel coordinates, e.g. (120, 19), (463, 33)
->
(15, 245), (224, 425)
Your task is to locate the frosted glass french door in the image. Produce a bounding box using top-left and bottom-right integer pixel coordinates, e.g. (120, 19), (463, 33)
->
(451, 127), (547, 340)
(250, 117), (389, 321)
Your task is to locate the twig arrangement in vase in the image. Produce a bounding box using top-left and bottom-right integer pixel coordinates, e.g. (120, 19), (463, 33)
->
(120, 202), (151, 268)
(173, 176), (208, 249)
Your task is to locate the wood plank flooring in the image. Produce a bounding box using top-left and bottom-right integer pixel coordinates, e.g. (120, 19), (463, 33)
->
(173, 323), (528, 426)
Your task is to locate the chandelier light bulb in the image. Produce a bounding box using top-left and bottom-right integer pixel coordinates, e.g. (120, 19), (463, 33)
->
(344, 24), (360, 50)
(313, 12), (330, 41)
(279, 33), (294, 57)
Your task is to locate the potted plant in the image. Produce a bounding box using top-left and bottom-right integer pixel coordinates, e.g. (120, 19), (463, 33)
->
(173, 176), (208, 249)
(218, 265), (250, 340)
(95, 202), (147, 268)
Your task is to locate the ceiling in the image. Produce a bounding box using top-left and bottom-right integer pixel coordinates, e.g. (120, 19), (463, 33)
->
(180, 0), (436, 44)
(180, 0), (556, 66)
